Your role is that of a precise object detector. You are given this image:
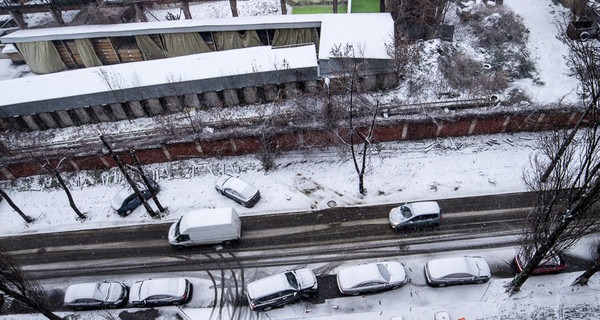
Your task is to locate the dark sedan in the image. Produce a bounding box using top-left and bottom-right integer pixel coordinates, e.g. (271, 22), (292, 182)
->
(110, 179), (159, 216)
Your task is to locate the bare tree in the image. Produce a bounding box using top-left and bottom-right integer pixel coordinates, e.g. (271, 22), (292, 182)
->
(333, 0), (338, 13)
(229, 0), (238, 17)
(0, 187), (33, 223)
(41, 158), (86, 220)
(0, 248), (63, 320)
(329, 44), (379, 195)
(129, 148), (165, 213)
(100, 135), (158, 218)
(506, 34), (600, 294)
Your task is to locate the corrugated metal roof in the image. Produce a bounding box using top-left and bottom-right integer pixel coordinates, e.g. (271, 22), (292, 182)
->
(0, 13), (391, 43)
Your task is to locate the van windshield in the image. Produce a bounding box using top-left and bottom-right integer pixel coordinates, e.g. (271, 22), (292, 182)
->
(174, 217), (182, 238)
(285, 272), (299, 290)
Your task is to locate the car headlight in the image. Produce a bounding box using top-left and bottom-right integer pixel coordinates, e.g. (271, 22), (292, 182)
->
(392, 221), (400, 226)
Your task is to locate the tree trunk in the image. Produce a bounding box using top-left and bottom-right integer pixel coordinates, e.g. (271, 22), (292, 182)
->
(0, 188), (33, 223)
(573, 261), (600, 286)
(53, 170), (86, 220)
(130, 149), (165, 212)
(573, 245), (600, 286)
(380, 0), (386, 12)
(333, 0), (338, 13)
(100, 136), (157, 218)
(229, 0), (238, 17)
(280, 0), (287, 14)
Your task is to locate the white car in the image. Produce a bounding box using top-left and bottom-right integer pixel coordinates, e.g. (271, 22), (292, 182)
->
(389, 201), (441, 229)
(425, 256), (491, 287)
(246, 267), (317, 311)
(215, 174), (260, 207)
(64, 281), (128, 309)
(129, 278), (192, 307)
(337, 261), (407, 295)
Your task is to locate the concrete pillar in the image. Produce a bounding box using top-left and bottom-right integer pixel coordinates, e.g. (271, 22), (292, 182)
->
(0, 166), (15, 180)
(363, 75), (377, 91)
(38, 112), (59, 129)
(164, 96), (182, 113)
(49, 7), (64, 26)
(284, 82), (300, 99)
(127, 101), (147, 118)
(91, 105), (112, 122)
(182, 0), (192, 19)
(21, 115), (40, 131)
(263, 84), (279, 102)
(161, 144), (172, 161)
(223, 89), (240, 107)
(73, 107), (92, 124)
(242, 87), (258, 104)
(133, 3), (148, 22)
(203, 91), (223, 108)
(55, 110), (75, 127)
(184, 93), (201, 109)
(9, 10), (27, 29)
(383, 73), (398, 89)
(109, 103), (128, 120)
(304, 80), (318, 95)
(145, 98), (164, 115)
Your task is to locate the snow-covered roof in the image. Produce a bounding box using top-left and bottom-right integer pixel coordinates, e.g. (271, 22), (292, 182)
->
(0, 44), (318, 114)
(0, 43), (17, 54)
(247, 271), (294, 299)
(180, 208), (236, 230)
(337, 263), (387, 289)
(0, 13), (393, 60)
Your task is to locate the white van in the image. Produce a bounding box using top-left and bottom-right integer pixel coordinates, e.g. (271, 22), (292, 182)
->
(168, 208), (241, 247)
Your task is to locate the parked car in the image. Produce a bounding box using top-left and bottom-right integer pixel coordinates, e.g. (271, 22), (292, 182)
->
(425, 256), (491, 287)
(389, 201), (441, 229)
(129, 278), (192, 307)
(215, 174), (260, 208)
(110, 179), (159, 216)
(246, 267), (317, 311)
(337, 261), (407, 295)
(64, 281), (128, 310)
(514, 251), (567, 275)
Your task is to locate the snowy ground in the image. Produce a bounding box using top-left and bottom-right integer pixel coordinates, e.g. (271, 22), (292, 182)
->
(1, 0), (598, 319)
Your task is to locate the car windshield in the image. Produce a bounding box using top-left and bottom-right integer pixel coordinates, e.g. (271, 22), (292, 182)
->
(93, 282), (110, 300)
(400, 206), (412, 219)
(174, 217), (182, 238)
(285, 271), (299, 290)
(377, 264), (391, 282)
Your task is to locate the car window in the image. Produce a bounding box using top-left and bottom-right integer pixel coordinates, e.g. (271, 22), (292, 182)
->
(285, 271), (299, 290)
(401, 206), (412, 219)
(357, 281), (384, 288)
(124, 194), (138, 205)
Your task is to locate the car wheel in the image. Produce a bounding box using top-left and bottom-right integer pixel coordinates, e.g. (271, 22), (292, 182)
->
(476, 280), (484, 284)
(174, 245), (185, 250)
(438, 283), (446, 287)
(262, 306), (273, 311)
(351, 292), (361, 296)
(125, 209), (132, 216)
(391, 285), (400, 290)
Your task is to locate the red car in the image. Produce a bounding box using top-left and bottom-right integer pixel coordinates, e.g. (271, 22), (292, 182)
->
(514, 251), (567, 275)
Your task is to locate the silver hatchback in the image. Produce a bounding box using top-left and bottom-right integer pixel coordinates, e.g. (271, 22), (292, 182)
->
(389, 201), (441, 229)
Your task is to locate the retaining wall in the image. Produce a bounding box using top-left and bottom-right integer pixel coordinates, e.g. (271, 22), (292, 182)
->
(0, 109), (586, 180)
